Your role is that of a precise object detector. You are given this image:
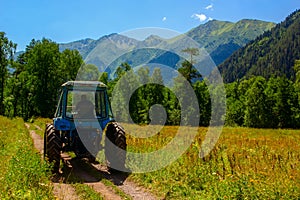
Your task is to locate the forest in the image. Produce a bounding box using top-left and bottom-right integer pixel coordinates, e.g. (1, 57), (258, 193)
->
(0, 31), (300, 129)
(219, 9), (300, 82)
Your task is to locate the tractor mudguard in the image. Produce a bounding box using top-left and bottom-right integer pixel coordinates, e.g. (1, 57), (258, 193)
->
(100, 118), (113, 130)
(54, 118), (71, 131)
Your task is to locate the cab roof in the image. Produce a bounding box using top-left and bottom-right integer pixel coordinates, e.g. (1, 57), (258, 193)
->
(62, 81), (107, 88)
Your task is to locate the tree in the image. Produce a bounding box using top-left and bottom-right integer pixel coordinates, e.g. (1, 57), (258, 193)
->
(182, 47), (199, 65)
(110, 63), (140, 122)
(60, 49), (84, 81)
(99, 72), (109, 85)
(293, 60), (300, 95)
(0, 32), (16, 115)
(10, 38), (84, 119)
(265, 76), (298, 128)
(193, 80), (211, 126)
(77, 64), (100, 81)
(115, 63), (131, 79)
(244, 76), (268, 128)
(178, 60), (201, 84)
(179, 48), (201, 84)
(24, 38), (62, 117)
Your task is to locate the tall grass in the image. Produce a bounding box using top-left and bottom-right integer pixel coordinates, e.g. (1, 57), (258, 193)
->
(30, 118), (300, 199)
(0, 116), (54, 199)
(127, 126), (300, 199)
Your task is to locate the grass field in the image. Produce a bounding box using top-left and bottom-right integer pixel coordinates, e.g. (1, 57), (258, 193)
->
(0, 116), (53, 199)
(125, 126), (300, 199)
(2, 117), (300, 199)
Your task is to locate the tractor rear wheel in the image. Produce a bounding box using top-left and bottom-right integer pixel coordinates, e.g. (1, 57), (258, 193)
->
(105, 122), (127, 171)
(44, 124), (62, 173)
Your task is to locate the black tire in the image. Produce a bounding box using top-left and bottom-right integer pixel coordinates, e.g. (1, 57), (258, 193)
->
(105, 122), (127, 171)
(44, 124), (62, 173)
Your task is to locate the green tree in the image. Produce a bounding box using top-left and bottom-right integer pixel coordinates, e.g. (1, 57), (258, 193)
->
(132, 67), (151, 124)
(10, 38), (84, 119)
(225, 81), (245, 126)
(77, 63), (100, 81)
(0, 32), (16, 115)
(178, 60), (201, 84)
(99, 72), (109, 85)
(60, 49), (83, 81)
(110, 63), (140, 122)
(293, 60), (300, 95)
(178, 47), (201, 84)
(25, 39), (62, 117)
(182, 47), (199, 64)
(244, 76), (268, 128)
(265, 76), (298, 128)
(193, 80), (211, 126)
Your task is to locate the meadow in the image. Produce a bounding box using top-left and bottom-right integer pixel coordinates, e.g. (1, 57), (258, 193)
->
(125, 125), (300, 199)
(1, 116), (299, 199)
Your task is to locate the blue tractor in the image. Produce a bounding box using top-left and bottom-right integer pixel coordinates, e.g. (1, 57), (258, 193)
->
(44, 81), (127, 172)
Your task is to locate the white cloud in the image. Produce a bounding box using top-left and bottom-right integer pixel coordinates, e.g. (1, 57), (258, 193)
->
(205, 4), (213, 10)
(191, 13), (207, 22)
(162, 17), (167, 22)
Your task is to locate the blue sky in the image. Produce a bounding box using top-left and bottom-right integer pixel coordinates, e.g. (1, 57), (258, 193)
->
(0, 0), (299, 51)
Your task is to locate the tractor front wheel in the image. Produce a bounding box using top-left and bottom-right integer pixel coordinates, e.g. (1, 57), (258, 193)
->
(44, 124), (62, 173)
(105, 122), (127, 171)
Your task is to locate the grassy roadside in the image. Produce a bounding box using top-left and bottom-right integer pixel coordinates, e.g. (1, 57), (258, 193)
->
(0, 116), (54, 199)
(29, 117), (52, 137)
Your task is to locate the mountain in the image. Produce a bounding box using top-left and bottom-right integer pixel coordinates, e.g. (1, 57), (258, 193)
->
(60, 38), (97, 59)
(186, 19), (275, 65)
(218, 10), (300, 83)
(83, 33), (140, 71)
(59, 19), (275, 73)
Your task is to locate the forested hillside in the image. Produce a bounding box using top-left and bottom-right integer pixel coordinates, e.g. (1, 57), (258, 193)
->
(187, 19), (275, 65)
(219, 9), (300, 83)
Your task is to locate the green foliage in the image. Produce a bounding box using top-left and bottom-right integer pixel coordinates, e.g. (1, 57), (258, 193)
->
(225, 76), (300, 128)
(77, 63), (100, 81)
(293, 60), (300, 92)
(109, 60), (300, 128)
(219, 9), (300, 82)
(109, 61), (209, 126)
(177, 60), (201, 84)
(4, 38), (83, 119)
(244, 77), (268, 127)
(193, 81), (211, 126)
(0, 32), (16, 115)
(224, 81), (244, 126)
(0, 116), (53, 199)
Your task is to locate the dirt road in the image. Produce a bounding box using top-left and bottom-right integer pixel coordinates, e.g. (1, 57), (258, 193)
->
(26, 123), (158, 200)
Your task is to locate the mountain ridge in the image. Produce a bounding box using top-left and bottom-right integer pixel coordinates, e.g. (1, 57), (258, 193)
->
(58, 19), (275, 70)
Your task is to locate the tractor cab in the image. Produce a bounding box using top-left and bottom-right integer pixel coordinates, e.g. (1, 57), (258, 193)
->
(53, 81), (113, 131)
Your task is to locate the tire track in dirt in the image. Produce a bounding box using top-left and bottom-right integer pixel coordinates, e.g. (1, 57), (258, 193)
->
(61, 152), (122, 200)
(25, 123), (81, 200)
(90, 163), (158, 200)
